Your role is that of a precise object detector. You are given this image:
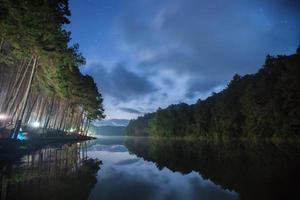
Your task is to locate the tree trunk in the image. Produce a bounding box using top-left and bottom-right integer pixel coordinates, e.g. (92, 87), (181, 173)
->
(0, 37), (4, 52)
(5, 58), (32, 116)
(44, 96), (55, 130)
(24, 94), (39, 125)
(12, 56), (38, 139)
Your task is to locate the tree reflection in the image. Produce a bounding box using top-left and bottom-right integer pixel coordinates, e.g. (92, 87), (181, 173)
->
(125, 138), (300, 200)
(0, 142), (101, 200)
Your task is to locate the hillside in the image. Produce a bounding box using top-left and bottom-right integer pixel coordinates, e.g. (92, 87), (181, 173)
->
(126, 49), (300, 139)
(89, 125), (126, 136)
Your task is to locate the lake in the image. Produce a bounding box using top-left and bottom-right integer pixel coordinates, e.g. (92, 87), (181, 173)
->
(0, 137), (299, 200)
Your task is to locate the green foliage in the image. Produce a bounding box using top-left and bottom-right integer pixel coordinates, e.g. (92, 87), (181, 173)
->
(0, 0), (104, 121)
(126, 113), (155, 136)
(126, 50), (300, 139)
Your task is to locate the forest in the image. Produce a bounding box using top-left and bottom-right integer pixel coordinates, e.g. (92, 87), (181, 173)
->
(0, 0), (104, 139)
(126, 48), (300, 140)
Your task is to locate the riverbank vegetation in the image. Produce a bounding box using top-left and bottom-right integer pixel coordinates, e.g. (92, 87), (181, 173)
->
(0, 0), (104, 139)
(126, 49), (300, 140)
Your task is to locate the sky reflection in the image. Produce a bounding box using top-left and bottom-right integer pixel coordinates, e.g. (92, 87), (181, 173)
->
(87, 142), (238, 200)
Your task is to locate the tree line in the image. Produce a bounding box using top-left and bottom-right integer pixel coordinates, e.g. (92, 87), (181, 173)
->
(126, 48), (300, 140)
(0, 0), (104, 138)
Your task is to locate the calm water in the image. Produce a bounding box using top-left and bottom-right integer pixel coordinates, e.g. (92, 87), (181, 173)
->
(0, 137), (299, 200)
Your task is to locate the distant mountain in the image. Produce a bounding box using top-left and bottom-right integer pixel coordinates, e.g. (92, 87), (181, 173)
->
(89, 125), (126, 136)
(93, 119), (129, 127)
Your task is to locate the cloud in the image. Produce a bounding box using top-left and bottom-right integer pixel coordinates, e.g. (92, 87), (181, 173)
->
(89, 144), (128, 153)
(88, 144), (239, 200)
(186, 79), (223, 99)
(76, 0), (300, 119)
(116, 0), (300, 90)
(118, 107), (143, 114)
(83, 62), (157, 102)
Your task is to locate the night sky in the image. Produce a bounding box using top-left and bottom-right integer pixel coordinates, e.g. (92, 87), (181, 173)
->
(67, 0), (300, 121)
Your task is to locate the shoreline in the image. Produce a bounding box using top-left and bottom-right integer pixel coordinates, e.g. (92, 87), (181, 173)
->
(0, 135), (95, 165)
(123, 135), (300, 144)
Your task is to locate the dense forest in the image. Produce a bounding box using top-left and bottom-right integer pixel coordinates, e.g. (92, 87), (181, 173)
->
(126, 49), (300, 139)
(0, 0), (104, 138)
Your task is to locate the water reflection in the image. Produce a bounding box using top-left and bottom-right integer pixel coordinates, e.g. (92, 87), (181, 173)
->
(124, 137), (300, 200)
(0, 137), (299, 200)
(87, 137), (238, 200)
(0, 142), (101, 200)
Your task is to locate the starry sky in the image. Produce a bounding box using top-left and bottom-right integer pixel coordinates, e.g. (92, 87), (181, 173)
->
(67, 0), (300, 120)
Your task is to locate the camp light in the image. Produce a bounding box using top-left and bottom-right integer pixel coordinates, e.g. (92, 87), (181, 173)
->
(32, 121), (40, 128)
(0, 114), (8, 120)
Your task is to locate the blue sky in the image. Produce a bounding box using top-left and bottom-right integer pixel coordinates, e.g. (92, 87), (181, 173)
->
(67, 0), (300, 120)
